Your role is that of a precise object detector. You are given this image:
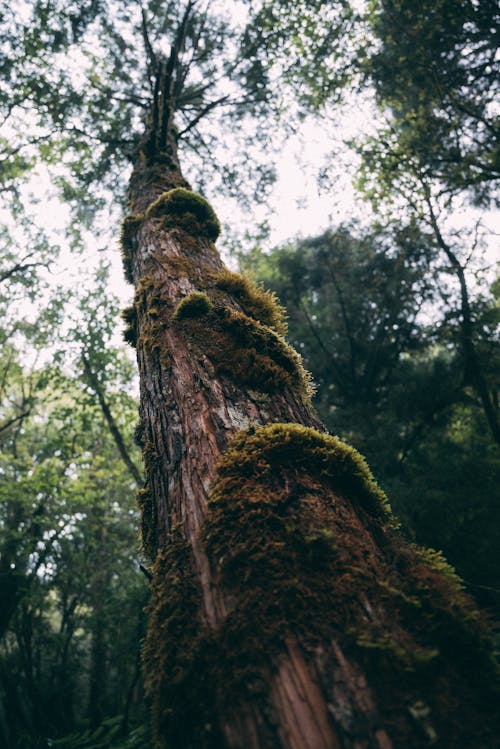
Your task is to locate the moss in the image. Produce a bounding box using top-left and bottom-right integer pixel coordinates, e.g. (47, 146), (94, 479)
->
(121, 304), (138, 347)
(133, 420), (145, 448)
(212, 269), (288, 335)
(415, 547), (465, 592)
(197, 423), (499, 743)
(221, 310), (314, 398)
(143, 531), (222, 749)
(136, 486), (156, 560)
(145, 187), (220, 242)
(159, 255), (202, 280)
(355, 632), (439, 668)
(208, 423), (392, 521)
(128, 164), (189, 213)
(173, 291), (213, 321)
(143, 423), (500, 747)
(132, 275), (172, 366)
(120, 213), (144, 284)
(197, 423), (395, 703)
(179, 306), (314, 400)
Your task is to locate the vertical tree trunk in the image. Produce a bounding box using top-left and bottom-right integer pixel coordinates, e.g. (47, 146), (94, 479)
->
(123, 128), (500, 749)
(88, 514), (109, 728)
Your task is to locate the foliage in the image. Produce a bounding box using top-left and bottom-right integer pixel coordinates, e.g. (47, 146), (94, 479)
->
(0, 261), (147, 748)
(52, 716), (151, 749)
(0, 0), (286, 216)
(239, 0), (360, 114)
(245, 224), (436, 437)
(365, 0), (499, 205)
(0, 350), (148, 749)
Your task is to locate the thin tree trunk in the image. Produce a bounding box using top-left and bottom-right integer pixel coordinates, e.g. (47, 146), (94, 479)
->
(125, 126), (500, 748)
(88, 512), (109, 728)
(82, 356), (143, 486)
(423, 187), (500, 446)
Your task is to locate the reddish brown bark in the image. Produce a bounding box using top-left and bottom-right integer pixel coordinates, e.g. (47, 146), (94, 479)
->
(126, 132), (500, 749)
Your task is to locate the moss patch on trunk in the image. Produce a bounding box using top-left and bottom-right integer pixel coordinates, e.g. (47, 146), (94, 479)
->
(173, 291), (213, 320)
(120, 213), (144, 284)
(211, 269), (288, 336)
(146, 187), (220, 242)
(143, 532), (219, 749)
(121, 304), (138, 347)
(176, 306), (314, 401)
(136, 486), (156, 560)
(143, 423), (500, 748)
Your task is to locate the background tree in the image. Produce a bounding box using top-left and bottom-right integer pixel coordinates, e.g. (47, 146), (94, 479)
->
(0, 338), (148, 749)
(365, 0), (499, 203)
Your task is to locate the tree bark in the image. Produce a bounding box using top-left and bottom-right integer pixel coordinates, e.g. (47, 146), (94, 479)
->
(125, 128), (500, 749)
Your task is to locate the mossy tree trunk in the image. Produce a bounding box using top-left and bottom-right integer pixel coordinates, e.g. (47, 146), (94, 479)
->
(122, 82), (500, 749)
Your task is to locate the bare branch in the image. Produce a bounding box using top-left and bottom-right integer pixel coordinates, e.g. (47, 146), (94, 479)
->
(159, 0), (196, 148)
(140, 4), (157, 89)
(177, 95), (230, 137)
(0, 411), (31, 436)
(0, 255), (48, 285)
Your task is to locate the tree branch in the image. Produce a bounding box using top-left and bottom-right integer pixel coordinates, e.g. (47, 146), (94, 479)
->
(177, 95), (230, 137)
(82, 356), (143, 486)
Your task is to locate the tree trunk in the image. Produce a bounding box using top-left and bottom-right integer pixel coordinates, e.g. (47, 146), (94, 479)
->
(88, 520), (109, 729)
(124, 129), (500, 749)
(423, 188), (500, 446)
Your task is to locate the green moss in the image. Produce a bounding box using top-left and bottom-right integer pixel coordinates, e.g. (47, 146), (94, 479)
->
(160, 255), (201, 280)
(199, 423), (498, 737)
(209, 423), (392, 521)
(173, 291), (213, 321)
(121, 304), (137, 347)
(197, 424), (397, 703)
(133, 420), (145, 448)
(355, 632), (439, 668)
(120, 213), (144, 284)
(179, 306), (313, 400)
(220, 310), (314, 397)
(143, 423), (500, 747)
(132, 275), (172, 366)
(415, 547), (465, 592)
(145, 187), (220, 242)
(212, 269), (288, 335)
(143, 532), (220, 749)
(136, 486), (156, 560)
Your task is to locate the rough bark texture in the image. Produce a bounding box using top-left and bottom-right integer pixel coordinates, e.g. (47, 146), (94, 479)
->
(124, 131), (500, 749)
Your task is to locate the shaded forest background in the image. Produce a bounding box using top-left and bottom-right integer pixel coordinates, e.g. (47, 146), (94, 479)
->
(0, 0), (498, 747)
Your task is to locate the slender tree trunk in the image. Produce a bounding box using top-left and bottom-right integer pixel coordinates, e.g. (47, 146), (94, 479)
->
(88, 512), (109, 728)
(423, 187), (500, 446)
(124, 125), (500, 749)
(82, 356), (143, 486)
